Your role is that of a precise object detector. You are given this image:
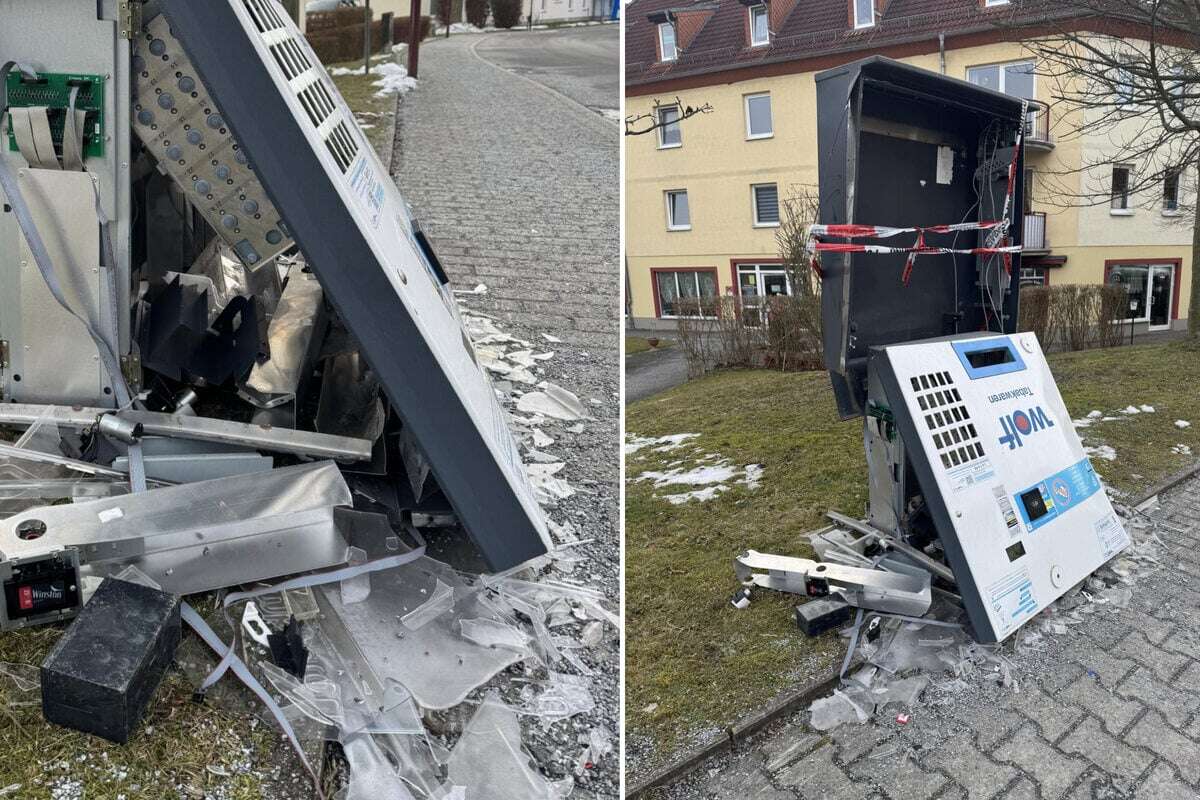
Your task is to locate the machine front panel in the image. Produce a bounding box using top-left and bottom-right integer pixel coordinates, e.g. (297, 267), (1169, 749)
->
(881, 332), (1128, 642)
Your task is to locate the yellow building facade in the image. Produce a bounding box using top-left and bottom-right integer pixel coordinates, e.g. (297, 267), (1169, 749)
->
(625, 34), (1193, 332)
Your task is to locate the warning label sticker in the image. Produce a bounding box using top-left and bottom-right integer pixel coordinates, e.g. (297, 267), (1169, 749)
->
(993, 485), (1019, 534)
(988, 567), (1038, 635)
(947, 457), (996, 493)
(1094, 512), (1129, 559)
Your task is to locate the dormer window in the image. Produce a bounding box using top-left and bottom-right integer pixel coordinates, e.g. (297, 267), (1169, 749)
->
(749, 4), (769, 46)
(853, 0), (874, 28)
(659, 22), (678, 61)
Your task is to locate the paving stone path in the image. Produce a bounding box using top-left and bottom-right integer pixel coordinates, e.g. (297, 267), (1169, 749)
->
(389, 30), (620, 800)
(657, 476), (1200, 800)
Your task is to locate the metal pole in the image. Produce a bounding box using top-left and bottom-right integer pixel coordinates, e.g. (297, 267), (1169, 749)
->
(407, 0), (421, 79)
(363, 0), (372, 75)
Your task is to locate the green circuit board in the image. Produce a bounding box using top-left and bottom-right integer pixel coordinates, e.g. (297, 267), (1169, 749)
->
(5, 72), (106, 160)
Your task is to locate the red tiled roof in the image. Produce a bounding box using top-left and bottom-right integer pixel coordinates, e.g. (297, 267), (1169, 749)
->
(626, 0), (1067, 89)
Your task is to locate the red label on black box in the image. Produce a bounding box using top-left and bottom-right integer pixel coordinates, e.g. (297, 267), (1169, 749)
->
(18, 586), (32, 611)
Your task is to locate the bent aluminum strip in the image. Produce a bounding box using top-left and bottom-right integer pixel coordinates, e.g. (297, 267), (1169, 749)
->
(0, 461), (352, 595)
(0, 404), (372, 461)
(735, 549), (932, 616)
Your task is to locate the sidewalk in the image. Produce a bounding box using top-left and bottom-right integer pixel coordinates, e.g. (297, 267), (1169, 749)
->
(655, 476), (1200, 800)
(389, 32), (620, 800)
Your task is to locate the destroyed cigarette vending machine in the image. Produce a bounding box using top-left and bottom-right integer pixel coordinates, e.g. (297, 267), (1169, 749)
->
(811, 57), (1129, 643)
(0, 0), (551, 628)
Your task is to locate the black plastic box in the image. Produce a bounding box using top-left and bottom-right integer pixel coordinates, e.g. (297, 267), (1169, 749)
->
(41, 578), (181, 743)
(794, 598), (853, 637)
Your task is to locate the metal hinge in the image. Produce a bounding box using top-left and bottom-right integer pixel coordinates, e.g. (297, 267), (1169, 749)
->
(120, 353), (142, 394)
(0, 340), (9, 371)
(118, 1), (143, 40)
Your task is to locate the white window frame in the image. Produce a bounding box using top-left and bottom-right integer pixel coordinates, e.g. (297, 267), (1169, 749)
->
(658, 22), (677, 62)
(984, 0), (1010, 6)
(744, 92), (773, 140)
(749, 4), (769, 47)
(656, 105), (682, 149)
(1110, 164), (1134, 215)
(665, 189), (691, 231)
(736, 263), (792, 297)
(656, 270), (717, 319)
(751, 183), (780, 227)
(853, 0), (874, 28)
(966, 59), (1036, 99)
(1108, 263), (1175, 329)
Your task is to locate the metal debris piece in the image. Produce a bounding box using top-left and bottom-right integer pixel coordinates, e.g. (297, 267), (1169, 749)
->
(735, 550), (932, 616)
(0, 462), (352, 619)
(0, 404), (373, 461)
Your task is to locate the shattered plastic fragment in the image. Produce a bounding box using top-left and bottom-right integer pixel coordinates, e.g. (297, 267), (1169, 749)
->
(446, 692), (574, 799)
(459, 617), (530, 652)
(400, 578), (454, 630)
(809, 689), (870, 731)
(517, 383), (587, 421)
(515, 672), (595, 721)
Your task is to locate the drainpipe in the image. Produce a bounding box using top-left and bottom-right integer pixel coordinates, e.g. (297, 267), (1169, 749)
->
(939, 32), (946, 74)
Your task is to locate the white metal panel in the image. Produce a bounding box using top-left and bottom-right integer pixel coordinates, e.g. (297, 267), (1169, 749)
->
(882, 332), (1128, 641)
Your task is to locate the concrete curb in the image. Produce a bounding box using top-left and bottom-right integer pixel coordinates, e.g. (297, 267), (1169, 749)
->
(1129, 458), (1200, 509)
(624, 661), (852, 799)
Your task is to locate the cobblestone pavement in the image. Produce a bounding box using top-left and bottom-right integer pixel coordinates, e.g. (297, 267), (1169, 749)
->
(390, 30), (620, 799)
(654, 476), (1200, 800)
(475, 24), (619, 116)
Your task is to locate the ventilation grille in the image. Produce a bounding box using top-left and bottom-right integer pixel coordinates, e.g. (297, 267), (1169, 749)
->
(241, 0), (362, 174)
(245, 0), (287, 32)
(909, 371), (987, 470)
(270, 37), (315, 81)
(325, 120), (358, 172)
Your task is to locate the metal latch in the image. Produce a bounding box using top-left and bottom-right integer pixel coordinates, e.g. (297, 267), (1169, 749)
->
(120, 353), (142, 394)
(118, 1), (143, 40)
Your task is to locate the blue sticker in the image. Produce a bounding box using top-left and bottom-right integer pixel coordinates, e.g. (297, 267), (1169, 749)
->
(1015, 458), (1102, 532)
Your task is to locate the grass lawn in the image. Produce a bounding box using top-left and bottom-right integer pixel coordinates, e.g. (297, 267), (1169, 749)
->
(0, 596), (289, 799)
(328, 57), (400, 156)
(625, 336), (673, 356)
(624, 339), (1200, 769)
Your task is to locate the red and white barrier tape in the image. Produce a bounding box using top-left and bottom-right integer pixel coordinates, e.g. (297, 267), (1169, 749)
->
(807, 101), (1029, 287)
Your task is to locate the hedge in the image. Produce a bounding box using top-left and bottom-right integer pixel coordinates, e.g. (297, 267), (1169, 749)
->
(305, 14), (433, 64)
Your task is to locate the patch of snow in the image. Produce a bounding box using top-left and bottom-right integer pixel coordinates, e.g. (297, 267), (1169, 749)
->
(623, 433), (700, 455)
(1120, 406), (1141, 415)
(542, 333), (562, 343)
(599, 108), (620, 122)
(371, 62), (418, 97)
(1140, 404), (1156, 413)
(454, 283), (488, 296)
(434, 22), (496, 34)
(1085, 444), (1117, 461)
(1175, 420), (1192, 429)
(1087, 410), (1103, 419)
(1171, 444), (1193, 456)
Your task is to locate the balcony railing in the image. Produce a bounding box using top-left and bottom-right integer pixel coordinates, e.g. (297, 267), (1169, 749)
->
(1024, 211), (1047, 251)
(1024, 104), (1052, 146)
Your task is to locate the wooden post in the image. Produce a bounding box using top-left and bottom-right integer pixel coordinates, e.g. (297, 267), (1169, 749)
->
(362, 0), (373, 75)
(407, 0), (422, 79)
